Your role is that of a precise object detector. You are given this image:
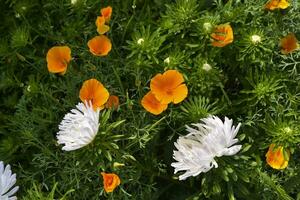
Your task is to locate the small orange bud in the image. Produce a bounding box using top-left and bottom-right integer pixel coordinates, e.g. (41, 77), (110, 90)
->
(101, 172), (121, 193)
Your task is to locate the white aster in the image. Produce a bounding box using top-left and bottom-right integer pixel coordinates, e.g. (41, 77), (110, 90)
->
(57, 101), (100, 151)
(171, 116), (242, 180)
(0, 161), (19, 200)
(250, 34), (261, 44)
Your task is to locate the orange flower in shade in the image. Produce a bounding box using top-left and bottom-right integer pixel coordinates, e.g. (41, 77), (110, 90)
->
(87, 35), (112, 56)
(141, 91), (168, 115)
(280, 33), (299, 54)
(79, 79), (109, 110)
(95, 16), (110, 35)
(266, 144), (290, 170)
(105, 95), (120, 109)
(101, 6), (112, 23)
(211, 24), (234, 47)
(101, 172), (120, 193)
(46, 46), (71, 74)
(150, 70), (188, 105)
(265, 0), (289, 10)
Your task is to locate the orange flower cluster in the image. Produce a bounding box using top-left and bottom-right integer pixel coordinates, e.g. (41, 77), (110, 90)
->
(265, 0), (289, 10)
(142, 70), (188, 115)
(211, 24), (234, 47)
(266, 144), (290, 170)
(101, 172), (121, 193)
(88, 6), (112, 56)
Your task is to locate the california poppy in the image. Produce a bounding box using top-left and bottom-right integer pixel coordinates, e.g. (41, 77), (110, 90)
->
(79, 79), (109, 110)
(280, 33), (299, 54)
(265, 0), (289, 10)
(141, 91), (168, 115)
(46, 46), (71, 74)
(105, 95), (120, 109)
(87, 35), (112, 56)
(150, 70), (188, 104)
(211, 24), (234, 47)
(101, 172), (120, 193)
(95, 16), (110, 35)
(101, 6), (112, 23)
(266, 144), (290, 170)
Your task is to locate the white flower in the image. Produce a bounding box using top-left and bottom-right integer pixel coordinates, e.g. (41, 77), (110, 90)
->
(171, 116), (242, 180)
(0, 161), (19, 200)
(137, 38), (144, 45)
(57, 101), (100, 151)
(202, 63), (212, 71)
(250, 35), (261, 44)
(164, 57), (170, 64)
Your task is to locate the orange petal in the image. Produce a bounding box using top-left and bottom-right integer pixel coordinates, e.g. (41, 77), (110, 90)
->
(101, 172), (121, 193)
(95, 16), (105, 27)
(105, 95), (120, 109)
(280, 33), (299, 54)
(150, 70), (186, 104)
(79, 78), (109, 110)
(97, 24), (110, 35)
(141, 91), (168, 115)
(172, 84), (188, 104)
(266, 144), (289, 170)
(211, 24), (233, 47)
(265, 0), (289, 10)
(46, 46), (71, 74)
(101, 6), (112, 23)
(87, 35), (112, 56)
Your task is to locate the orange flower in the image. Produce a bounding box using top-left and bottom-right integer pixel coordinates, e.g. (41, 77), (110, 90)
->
(79, 79), (109, 110)
(105, 95), (120, 109)
(150, 70), (188, 104)
(87, 35), (112, 56)
(265, 0), (289, 10)
(266, 144), (290, 170)
(211, 24), (234, 47)
(101, 172), (120, 193)
(141, 91), (168, 115)
(280, 33), (299, 54)
(101, 6), (112, 23)
(95, 16), (110, 35)
(46, 46), (71, 74)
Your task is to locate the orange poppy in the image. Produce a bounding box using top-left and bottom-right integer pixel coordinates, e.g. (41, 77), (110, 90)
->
(101, 6), (112, 23)
(87, 35), (112, 56)
(141, 91), (168, 115)
(46, 46), (71, 74)
(105, 95), (120, 109)
(95, 16), (110, 35)
(211, 24), (234, 47)
(280, 33), (299, 54)
(101, 172), (120, 193)
(265, 0), (289, 10)
(150, 70), (188, 104)
(266, 144), (290, 170)
(79, 78), (109, 110)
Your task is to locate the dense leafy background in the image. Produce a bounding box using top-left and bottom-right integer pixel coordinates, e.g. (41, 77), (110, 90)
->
(0, 0), (300, 199)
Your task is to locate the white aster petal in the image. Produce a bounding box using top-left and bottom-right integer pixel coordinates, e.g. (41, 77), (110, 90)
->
(56, 101), (100, 151)
(0, 161), (18, 199)
(171, 115), (242, 180)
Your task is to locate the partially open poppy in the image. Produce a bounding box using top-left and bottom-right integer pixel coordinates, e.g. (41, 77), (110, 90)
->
(101, 172), (120, 193)
(150, 70), (188, 104)
(266, 144), (290, 170)
(87, 35), (112, 56)
(141, 91), (168, 115)
(105, 95), (120, 109)
(265, 0), (289, 10)
(46, 46), (71, 74)
(95, 16), (110, 35)
(280, 33), (299, 54)
(211, 24), (234, 47)
(79, 79), (109, 110)
(101, 6), (112, 23)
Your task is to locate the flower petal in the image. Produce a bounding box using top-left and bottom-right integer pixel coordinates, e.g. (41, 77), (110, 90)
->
(87, 35), (112, 56)
(141, 91), (168, 115)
